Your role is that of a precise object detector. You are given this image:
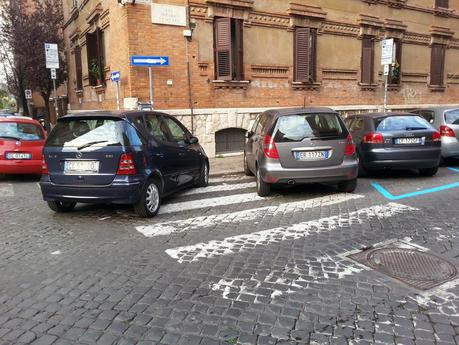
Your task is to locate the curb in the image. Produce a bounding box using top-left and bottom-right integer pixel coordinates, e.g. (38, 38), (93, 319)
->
(209, 169), (245, 178)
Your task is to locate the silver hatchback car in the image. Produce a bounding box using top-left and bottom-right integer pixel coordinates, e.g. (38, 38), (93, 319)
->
(244, 108), (358, 197)
(412, 107), (459, 161)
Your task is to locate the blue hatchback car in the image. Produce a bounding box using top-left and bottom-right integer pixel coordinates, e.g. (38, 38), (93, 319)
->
(40, 111), (209, 217)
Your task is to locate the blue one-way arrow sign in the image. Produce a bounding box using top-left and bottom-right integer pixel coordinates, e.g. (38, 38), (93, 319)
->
(130, 56), (169, 67)
(111, 71), (120, 82)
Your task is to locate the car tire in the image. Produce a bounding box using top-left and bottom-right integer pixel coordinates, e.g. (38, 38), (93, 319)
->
(256, 166), (270, 197)
(244, 152), (253, 176)
(337, 179), (357, 193)
(196, 161), (209, 188)
(419, 167), (438, 177)
(134, 179), (161, 218)
(47, 201), (76, 213)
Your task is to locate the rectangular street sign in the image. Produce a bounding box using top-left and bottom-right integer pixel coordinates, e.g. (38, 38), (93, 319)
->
(45, 43), (59, 69)
(25, 90), (32, 100)
(130, 56), (170, 67)
(111, 71), (121, 82)
(384, 64), (389, 76)
(51, 68), (57, 80)
(381, 38), (395, 65)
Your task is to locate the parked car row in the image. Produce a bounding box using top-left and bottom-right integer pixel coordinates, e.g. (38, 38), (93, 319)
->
(0, 107), (457, 217)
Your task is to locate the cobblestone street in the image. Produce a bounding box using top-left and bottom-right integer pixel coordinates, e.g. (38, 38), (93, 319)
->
(1, 164), (459, 345)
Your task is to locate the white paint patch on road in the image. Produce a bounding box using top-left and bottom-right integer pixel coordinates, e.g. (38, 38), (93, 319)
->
(209, 176), (250, 184)
(136, 193), (364, 237)
(166, 203), (418, 263)
(410, 278), (459, 315)
(179, 182), (256, 196)
(0, 184), (14, 197)
(51, 251), (61, 255)
(159, 192), (273, 214)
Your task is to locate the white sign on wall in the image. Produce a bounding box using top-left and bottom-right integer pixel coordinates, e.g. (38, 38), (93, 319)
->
(381, 38), (395, 65)
(151, 3), (187, 27)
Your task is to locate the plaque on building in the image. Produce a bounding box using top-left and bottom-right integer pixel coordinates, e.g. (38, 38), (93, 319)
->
(151, 3), (187, 27)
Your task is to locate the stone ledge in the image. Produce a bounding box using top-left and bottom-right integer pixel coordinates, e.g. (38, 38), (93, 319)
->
(291, 82), (321, 90)
(359, 83), (379, 91)
(428, 85), (446, 92)
(211, 80), (250, 89)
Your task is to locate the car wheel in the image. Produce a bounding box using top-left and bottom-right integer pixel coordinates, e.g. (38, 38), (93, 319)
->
(196, 161), (209, 188)
(134, 179), (161, 218)
(337, 179), (357, 193)
(244, 152), (254, 176)
(419, 167), (438, 177)
(256, 166), (270, 197)
(47, 201), (76, 213)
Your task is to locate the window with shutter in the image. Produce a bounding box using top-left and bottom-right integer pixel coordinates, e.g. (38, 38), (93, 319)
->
(214, 17), (244, 81)
(389, 38), (402, 85)
(86, 28), (105, 86)
(74, 46), (83, 90)
(430, 44), (446, 86)
(361, 36), (375, 84)
(435, 0), (449, 8)
(294, 28), (317, 83)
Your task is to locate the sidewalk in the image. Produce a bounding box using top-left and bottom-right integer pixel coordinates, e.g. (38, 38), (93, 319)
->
(209, 154), (244, 176)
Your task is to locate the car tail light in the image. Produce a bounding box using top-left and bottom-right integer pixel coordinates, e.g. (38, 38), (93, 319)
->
(439, 125), (456, 138)
(344, 134), (356, 156)
(263, 135), (279, 159)
(117, 153), (137, 175)
(432, 131), (441, 142)
(42, 158), (49, 174)
(363, 132), (384, 144)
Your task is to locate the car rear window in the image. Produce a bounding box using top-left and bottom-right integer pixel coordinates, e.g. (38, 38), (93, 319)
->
(374, 116), (431, 132)
(445, 109), (459, 125)
(273, 113), (346, 142)
(0, 122), (44, 141)
(46, 118), (127, 148)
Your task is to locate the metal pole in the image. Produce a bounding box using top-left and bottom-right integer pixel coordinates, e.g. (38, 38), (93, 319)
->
(185, 37), (194, 135)
(148, 67), (154, 109)
(384, 72), (388, 113)
(116, 81), (121, 111)
(53, 79), (58, 119)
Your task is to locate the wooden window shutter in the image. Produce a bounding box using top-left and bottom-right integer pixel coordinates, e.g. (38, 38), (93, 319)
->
(214, 17), (232, 80)
(430, 44), (445, 86)
(294, 28), (311, 82)
(309, 29), (317, 83)
(234, 19), (244, 81)
(361, 36), (374, 84)
(436, 0), (449, 8)
(96, 28), (104, 84)
(86, 32), (97, 86)
(74, 46), (83, 90)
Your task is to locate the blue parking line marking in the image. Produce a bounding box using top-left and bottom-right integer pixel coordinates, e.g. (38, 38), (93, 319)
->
(371, 167), (459, 200)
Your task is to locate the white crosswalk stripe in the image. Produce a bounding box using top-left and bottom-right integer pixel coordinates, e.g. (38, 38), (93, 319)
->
(0, 184), (14, 197)
(159, 192), (273, 214)
(165, 203), (418, 263)
(179, 182), (256, 196)
(137, 193), (364, 237)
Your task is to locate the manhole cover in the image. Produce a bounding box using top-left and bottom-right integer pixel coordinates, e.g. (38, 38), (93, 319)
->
(349, 247), (457, 290)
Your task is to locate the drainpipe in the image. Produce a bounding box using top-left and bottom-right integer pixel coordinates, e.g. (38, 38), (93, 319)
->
(186, 0), (195, 135)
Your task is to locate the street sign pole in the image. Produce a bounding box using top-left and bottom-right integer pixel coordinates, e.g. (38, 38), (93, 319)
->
(148, 67), (154, 108)
(381, 39), (394, 113)
(384, 68), (389, 113)
(116, 81), (121, 111)
(51, 69), (58, 119)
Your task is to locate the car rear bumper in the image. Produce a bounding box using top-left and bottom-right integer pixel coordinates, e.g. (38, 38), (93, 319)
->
(40, 175), (144, 204)
(442, 138), (459, 158)
(0, 159), (42, 174)
(259, 158), (358, 184)
(362, 147), (441, 169)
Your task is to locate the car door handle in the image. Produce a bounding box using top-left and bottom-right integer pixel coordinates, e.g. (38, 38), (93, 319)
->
(155, 153), (164, 158)
(178, 152), (185, 156)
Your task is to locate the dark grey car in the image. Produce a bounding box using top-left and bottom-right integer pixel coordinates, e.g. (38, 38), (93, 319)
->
(345, 112), (441, 176)
(244, 108), (358, 197)
(411, 106), (459, 161)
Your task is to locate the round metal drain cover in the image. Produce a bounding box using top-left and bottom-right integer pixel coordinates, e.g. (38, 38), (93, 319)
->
(365, 248), (457, 290)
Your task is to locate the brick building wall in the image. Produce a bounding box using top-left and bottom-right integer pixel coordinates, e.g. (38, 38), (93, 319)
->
(63, 0), (459, 156)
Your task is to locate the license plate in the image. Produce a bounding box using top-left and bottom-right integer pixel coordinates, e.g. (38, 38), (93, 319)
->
(6, 152), (32, 160)
(64, 160), (99, 173)
(294, 150), (329, 161)
(394, 137), (424, 145)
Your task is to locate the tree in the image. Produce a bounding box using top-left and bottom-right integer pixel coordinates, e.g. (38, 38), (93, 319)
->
(0, 0), (66, 126)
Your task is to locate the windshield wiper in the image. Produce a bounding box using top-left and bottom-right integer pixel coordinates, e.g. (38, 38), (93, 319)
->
(0, 135), (21, 141)
(406, 126), (427, 131)
(77, 140), (108, 150)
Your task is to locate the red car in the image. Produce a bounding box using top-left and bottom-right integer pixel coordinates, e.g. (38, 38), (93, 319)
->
(0, 116), (46, 175)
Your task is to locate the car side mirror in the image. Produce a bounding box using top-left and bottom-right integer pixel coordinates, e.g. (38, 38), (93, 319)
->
(188, 136), (199, 145)
(245, 131), (254, 139)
